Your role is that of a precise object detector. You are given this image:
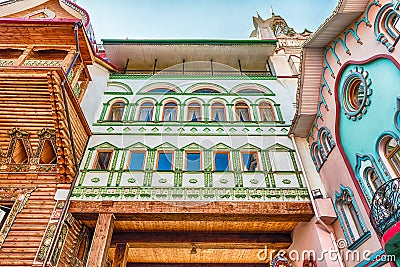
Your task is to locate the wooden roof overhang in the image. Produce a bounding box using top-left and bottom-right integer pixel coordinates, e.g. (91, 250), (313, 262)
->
(0, 18), (94, 64)
(70, 200), (313, 264)
(290, 0), (371, 137)
(102, 39), (277, 72)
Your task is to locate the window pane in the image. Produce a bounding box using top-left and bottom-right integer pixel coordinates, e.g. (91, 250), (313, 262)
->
(94, 152), (111, 170)
(163, 103), (177, 121)
(187, 104), (201, 121)
(236, 108), (250, 121)
(108, 102), (125, 121)
(139, 107), (153, 121)
(186, 153), (201, 171)
(0, 206), (11, 228)
(157, 152), (173, 171)
(242, 153), (258, 171)
(129, 152), (145, 170)
(259, 103), (275, 122)
(214, 153), (229, 171)
(211, 107), (225, 121)
(349, 204), (364, 237)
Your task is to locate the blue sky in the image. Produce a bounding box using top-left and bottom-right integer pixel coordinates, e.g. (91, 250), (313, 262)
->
(78, 0), (337, 41)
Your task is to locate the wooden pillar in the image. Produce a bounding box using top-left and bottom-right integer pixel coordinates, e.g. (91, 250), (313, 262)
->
(112, 243), (129, 267)
(86, 213), (115, 267)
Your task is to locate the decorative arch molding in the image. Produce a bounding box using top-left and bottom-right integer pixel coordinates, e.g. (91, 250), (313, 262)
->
(206, 97), (229, 105)
(374, 1), (400, 52)
(138, 82), (182, 93)
(310, 142), (324, 172)
(183, 97), (206, 105)
(185, 82), (228, 94)
(375, 130), (400, 179)
(317, 126), (335, 157)
(230, 83), (275, 95)
(309, 127), (335, 171)
(334, 185), (371, 250)
(354, 153), (385, 205)
(105, 82), (133, 95)
(99, 97), (130, 122)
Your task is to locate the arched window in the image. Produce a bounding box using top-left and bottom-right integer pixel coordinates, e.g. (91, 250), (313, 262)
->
(138, 102), (154, 121)
(193, 88), (220, 94)
(383, 136), (400, 176)
(335, 186), (370, 249)
(354, 154), (385, 204)
(318, 127), (335, 158)
(149, 88), (175, 93)
(258, 101), (275, 122)
(187, 102), (201, 122)
(210, 102), (226, 122)
(235, 102), (251, 122)
(162, 102), (177, 121)
(310, 142), (324, 171)
(107, 101), (125, 121)
(365, 167), (383, 192)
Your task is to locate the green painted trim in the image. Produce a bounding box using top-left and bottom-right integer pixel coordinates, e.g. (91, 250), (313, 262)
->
(109, 74), (277, 80)
(128, 103), (138, 121)
(71, 186), (310, 202)
(92, 122), (290, 127)
(88, 141), (120, 151)
(123, 104), (132, 121)
(105, 81), (133, 95)
(275, 104), (284, 121)
(251, 103), (259, 122)
(179, 103), (185, 122)
(154, 103), (161, 122)
(182, 97), (206, 105)
(138, 82), (183, 93)
(185, 82), (229, 94)
(137, 92), (275, 97)
(102, 39), (278, 45)
(91, 132), (290, 137)
(231, 82), (275, 94)
(99, 103), (109, 121)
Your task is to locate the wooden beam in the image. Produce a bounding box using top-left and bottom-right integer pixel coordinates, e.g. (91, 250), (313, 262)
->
(111, 231), (291, 248)
(69, 201), (314, 222)
(112, 243), (129, 267)
(86, 213), (115, 267)
(127, 264), (269, 267)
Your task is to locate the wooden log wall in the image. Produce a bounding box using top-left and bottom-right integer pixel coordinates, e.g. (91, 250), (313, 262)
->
(0, 174), (58, 267)
(0, 67), (91, 266)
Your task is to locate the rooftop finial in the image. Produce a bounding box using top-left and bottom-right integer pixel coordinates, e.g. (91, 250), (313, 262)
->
(256, 11), (263, 19)
(270, 6), (275, 16)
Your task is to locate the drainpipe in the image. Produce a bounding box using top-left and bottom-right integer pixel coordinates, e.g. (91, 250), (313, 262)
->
(42, 21), (83, 267)
(290, 134), (345, 267)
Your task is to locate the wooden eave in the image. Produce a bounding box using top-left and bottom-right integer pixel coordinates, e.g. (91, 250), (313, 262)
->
(102, 39), (277, 71)
(290, 0), (371, 137)
(0, 18), (94, 64)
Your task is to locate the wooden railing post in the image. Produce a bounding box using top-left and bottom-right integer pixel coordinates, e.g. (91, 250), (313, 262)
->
(112, 243), (129, 267)
(86, 213), (115, 267)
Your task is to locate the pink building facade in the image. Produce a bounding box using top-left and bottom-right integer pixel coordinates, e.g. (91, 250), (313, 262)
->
(292, 0), (400, 266)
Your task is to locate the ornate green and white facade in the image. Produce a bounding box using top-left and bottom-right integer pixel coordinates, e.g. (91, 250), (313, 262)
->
(72, 26), (312, 203)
